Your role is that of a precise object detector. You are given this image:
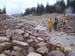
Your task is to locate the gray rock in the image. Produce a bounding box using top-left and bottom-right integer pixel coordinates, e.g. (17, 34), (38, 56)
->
(23, 33), (29, 38)
(0, 54), (6, 56)
(34, 39), (39, 42)
(27, 52), (42, 56)
(34, 25), (48, 31)
(68, 50), (75, 56)
(13, 46), (22, 52)
(28, 47), (34, 52)
(37, 37), (44, 41)
(32, 33), (39, 37)
(36, 47), (48, 54)
(14, 29), (24, 34)
(12, 40), (29, 47)
(0, 36), (9, 42)
(29, 36), (36, 39)
(14, 34), (24, 41)
(37, 42), (47, 47)
(0, 42), (12, 52)
(6, 29), (24, 36)
(17, 23), (24, 26)
(49, 50), (65, 56)
(4, 50), (24, 56)
(27, 39), (33, 43)
(6, 29), (14, 38)
(27, 31), (32, 34)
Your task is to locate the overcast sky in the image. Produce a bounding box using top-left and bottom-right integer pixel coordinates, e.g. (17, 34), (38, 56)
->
(0, 0), (66, 15)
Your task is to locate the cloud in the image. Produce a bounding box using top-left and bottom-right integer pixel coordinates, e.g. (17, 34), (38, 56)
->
(5, 0), (38, 14)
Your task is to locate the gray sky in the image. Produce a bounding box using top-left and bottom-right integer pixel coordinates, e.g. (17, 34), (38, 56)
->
(0, 0), (66, 15)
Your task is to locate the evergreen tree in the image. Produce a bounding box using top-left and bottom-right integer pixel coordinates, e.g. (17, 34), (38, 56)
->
(36, 4), (44, 15)
(60, 0), (66, 13)
(40, 4), (44, 13)
(3, 6), (6, 14)
(49, 5), (55, 13)
(31, 7), (36, 13)
(69, 0), (75, 13)
(23, 0), (67, 16)
(54, 0), (66, 13)
(24, 8), (31, 15)
(45, 3), (55, 13)
(31, 7), (37, 15)
(45, 3), (50, 13)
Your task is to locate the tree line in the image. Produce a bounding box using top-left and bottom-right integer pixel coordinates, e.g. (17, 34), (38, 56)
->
(24, 0), (75, 16)
(24, 0), (66, 16)
(0, 6), (6, 14)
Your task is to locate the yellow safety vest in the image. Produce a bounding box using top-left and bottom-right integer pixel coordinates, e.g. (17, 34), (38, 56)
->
(48, 19), (53, 28)
(62, 16), (66, 23)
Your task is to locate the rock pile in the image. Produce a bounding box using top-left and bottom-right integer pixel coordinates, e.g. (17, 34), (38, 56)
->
(0, 15), (75, 56)
(66, 15), (75, 33)
(57, 15), (75, 34)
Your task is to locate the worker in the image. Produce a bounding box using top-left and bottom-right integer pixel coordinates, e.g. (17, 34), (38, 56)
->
(54, 17), (58, 31)
(62, 14), (66, 25)
(48, 19), (53, 32)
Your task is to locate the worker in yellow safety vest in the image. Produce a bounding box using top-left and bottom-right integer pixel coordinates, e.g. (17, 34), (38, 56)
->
(48, 19), (53, 32)
(62, 14), (66, 25)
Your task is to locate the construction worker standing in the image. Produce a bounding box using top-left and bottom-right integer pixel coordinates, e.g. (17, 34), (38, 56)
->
(48, 19), (53, 32)
(54, 17), (58, 31)
(62, 14), (66, 25)
(62, 14), (67, 32)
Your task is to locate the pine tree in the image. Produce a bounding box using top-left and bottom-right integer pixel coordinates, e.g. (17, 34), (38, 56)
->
(54, 0), (66, 13)
(60, 0), (66, 13)
(3, 6), (6, 14)
(45, 3), (50, 13)
(24, 8), (31, 15)
(69, 0), (75, 13)
(36, 4), (44, 15)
